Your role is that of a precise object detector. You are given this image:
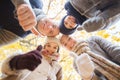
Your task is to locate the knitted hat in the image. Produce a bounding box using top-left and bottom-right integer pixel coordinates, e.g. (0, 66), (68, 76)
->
(45, 37), (61, 47)
(59, 15), (77, 35)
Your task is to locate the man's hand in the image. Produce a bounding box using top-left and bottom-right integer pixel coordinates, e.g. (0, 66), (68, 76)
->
(17, 4), (37, 31)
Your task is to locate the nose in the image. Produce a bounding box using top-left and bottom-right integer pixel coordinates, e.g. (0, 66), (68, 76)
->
(48, 26), (53, 32)
(48, 25), (53, 29)
(45, 25), (53, 32)
(67, 40), (71, 45)
(47, 48), (53, 54)
(66, 41), (73, 50)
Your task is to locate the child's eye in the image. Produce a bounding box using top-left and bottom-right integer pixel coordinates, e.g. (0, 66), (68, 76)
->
(64, 43), (67, 46)
(68, 38), (71, 41)
(54, 47), (57, 49)
(53, 25), (56, 28)
(47, 44), (51, 47)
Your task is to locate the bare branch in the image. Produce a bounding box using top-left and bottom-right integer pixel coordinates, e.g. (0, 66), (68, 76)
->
(46, 0), (53, 15)
(51, 7), (64, 19)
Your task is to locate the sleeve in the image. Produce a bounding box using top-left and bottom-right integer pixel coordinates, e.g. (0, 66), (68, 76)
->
(33, 9), (46, 22)
(56, 67), (62, 80)
(88, 36), (120, 64)
(29, 0), (43, 9)
(64, 1), (69, 10)
(11, 0), (31, 9)
(33, 8), (46, 32)
(0, 29), (20, 47)
(1, 54), (21, 76)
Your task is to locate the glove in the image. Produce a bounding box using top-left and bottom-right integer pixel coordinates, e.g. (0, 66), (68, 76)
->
(81, 16), (106, 32)
(75, 53), (95, 80)
(9, 45), (42, 71)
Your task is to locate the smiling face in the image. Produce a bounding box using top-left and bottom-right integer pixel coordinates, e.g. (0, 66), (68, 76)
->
(60, 35), (77, 50)
(64, 15), (77, 29)
(44, 42), (59, 55)
(37, 18), (60, 37)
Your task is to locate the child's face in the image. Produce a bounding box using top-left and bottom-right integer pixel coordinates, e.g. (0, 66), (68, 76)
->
(64, 15), (77, 29)
(60, 35), (76, 50)
(44, 42), (59, 55)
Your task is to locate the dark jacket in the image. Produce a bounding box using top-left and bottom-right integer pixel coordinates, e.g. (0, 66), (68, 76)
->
(65, 1), (87, 25)
(0, 0), (32, 37)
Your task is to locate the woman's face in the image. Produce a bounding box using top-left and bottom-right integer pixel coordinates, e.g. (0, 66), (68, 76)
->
(60, 35), (76, 50)
(64, 15), (77, 29)
(44, 42), (59, 55)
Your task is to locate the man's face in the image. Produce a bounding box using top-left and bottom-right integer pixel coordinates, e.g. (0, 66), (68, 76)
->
(64, 15), (77, 29)
(38, 18), (60, 37)
(60, 35), (76, 50)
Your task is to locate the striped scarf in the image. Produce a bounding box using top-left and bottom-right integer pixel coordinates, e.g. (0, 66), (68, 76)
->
(72, 41), (120, 80)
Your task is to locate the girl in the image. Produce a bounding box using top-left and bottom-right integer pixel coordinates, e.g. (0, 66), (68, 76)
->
(1, 37), (62, 80)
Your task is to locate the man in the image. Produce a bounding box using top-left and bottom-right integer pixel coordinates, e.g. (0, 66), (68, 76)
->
(0, 0), (60, 47)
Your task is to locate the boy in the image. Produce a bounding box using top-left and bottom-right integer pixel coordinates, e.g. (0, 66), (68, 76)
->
(1, 37), (62, 80)
(60, 35), (120, 80)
